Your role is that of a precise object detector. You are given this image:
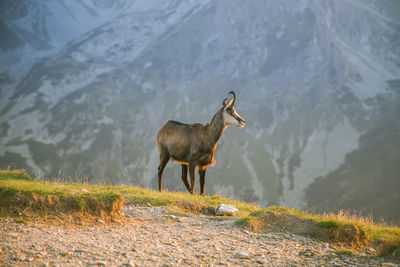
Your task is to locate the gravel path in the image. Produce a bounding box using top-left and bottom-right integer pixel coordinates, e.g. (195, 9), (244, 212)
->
(1, 205), (398, 266)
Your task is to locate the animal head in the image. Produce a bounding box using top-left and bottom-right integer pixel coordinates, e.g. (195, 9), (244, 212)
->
(222, 91), (245, 128)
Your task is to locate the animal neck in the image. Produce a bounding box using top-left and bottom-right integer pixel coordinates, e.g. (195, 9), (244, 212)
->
(208, 110), (227, 146)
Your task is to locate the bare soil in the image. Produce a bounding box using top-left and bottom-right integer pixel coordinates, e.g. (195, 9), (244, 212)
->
(1, 204), (399, 267)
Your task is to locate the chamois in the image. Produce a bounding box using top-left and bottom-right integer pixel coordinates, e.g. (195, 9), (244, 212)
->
(156, 91), (245, 195)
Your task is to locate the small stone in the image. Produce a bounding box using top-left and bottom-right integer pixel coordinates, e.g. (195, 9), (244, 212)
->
(381, 263), (396, 267)
(364, 247), (376, 255)
(7, 233), (18, 238)
(243, 230), (252, 235)
(299, 248), (315, 257)
(215, 204), (239, 216)
(236, 252), (249, 259)
(97, 261), (107, 266)
(328, 261), (341, 267)
(60, 251), (69, 257)
(256, 259), (265, 264)
(97, 219), (105, 225)
(146, 203), (152, 207)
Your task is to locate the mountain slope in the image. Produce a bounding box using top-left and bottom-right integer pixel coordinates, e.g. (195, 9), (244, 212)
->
(0, 0), (399, 221)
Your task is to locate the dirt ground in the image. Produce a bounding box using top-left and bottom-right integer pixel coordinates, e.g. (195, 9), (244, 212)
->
(1, 205), (398, 266)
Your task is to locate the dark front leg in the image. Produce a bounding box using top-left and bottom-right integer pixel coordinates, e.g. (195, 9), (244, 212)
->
(158, 155), (170, 192)
(199, 168), (206, 196)
(188, 162), (196, 194)
(181, 164), (190, 192)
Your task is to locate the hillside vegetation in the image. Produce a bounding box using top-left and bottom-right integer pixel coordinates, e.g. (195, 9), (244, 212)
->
(0, 169), (399, 258)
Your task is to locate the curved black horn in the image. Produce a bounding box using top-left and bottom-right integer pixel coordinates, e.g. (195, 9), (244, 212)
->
(229, 91), (236, 106)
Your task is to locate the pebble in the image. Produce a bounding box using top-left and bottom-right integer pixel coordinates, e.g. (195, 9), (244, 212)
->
(364, 247), (376, 255)
(236, 252), (249, 259)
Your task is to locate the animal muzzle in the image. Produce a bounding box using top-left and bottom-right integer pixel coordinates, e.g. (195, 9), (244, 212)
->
(236, 116), (246, 128)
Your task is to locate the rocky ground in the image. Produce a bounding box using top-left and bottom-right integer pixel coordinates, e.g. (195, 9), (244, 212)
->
(0, 205), (399, 266)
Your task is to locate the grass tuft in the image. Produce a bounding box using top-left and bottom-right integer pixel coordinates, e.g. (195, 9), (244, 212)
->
(316, 220), (341, 229)
(15, 217), (27, 224)
(235, 216), (253, 228)
(0, 169), (32, 181)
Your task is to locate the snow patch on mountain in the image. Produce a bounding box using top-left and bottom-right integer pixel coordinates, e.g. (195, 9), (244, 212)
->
(281, 117), (360, 208)
(335, 37), (397, 100)
(241, 152), (264, 201)
(38, 65), (112, 107)
(140, 146), (158, 188)
(5, 144), (42, 175)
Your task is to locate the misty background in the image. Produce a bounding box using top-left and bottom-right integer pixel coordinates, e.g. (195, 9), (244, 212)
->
(1, 0), (399, 223)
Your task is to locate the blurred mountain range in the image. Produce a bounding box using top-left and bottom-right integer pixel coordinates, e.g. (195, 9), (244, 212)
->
(1, 0), (399, 222)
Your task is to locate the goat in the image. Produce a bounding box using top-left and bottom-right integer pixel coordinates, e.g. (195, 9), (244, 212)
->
(156, 91), (245, 195)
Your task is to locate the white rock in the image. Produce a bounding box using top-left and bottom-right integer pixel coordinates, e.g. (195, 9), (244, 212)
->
(215, 204), (238, 216)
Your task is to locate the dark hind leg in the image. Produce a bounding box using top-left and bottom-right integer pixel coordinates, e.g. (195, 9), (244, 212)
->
(181, 164), (190, 192)
(199, 168), (206, 196)
(188, 162), (196, 194)
(158, 154), (170, 192)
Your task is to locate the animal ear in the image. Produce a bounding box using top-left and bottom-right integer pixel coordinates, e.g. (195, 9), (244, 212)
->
(222, 98), (228, 106)
(226, 97), (234, 107)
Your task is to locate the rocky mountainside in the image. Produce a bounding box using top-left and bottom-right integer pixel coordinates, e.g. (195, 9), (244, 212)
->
(1, 0), (399, 221)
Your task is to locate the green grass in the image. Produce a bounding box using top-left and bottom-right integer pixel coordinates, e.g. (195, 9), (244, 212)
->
(234, 216), (253, 227)
(0, 175), (121, 202)
(14, 217), (27, 224)
(0, 169), (32, 181)
(0, 169), (123, 216)
(0, 169), (258, 217)
(117, 187), (259, 216)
